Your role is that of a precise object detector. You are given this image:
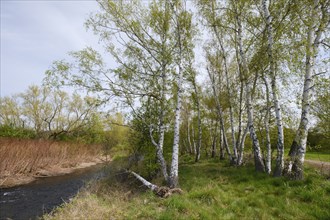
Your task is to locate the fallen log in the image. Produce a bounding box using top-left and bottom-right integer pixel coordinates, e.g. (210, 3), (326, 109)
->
(129, 170), (183, 198)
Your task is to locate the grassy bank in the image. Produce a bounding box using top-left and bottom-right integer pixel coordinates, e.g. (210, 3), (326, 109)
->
(0, 138), (103, 187)
(44, 157), (330, 220)
(305, 152), (330, 162)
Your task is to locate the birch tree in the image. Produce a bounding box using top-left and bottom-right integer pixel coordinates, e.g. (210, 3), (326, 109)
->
(191, 74), (202, 162)
(285, 0), (329, 180)
(262, 76), (272, 174)
(45, 0), (169, 183)
(232, 0), (265, 172)
(262, 0), (285, 177)
(181, 98), (194, 154)
(45, 0), (196, 190)
(198, 0), (238, 164)
(206, 51), (233, 162)
(169, 0), (196, 188)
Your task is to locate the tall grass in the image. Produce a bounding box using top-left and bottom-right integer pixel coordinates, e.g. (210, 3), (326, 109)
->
(0, 138), (102, 178)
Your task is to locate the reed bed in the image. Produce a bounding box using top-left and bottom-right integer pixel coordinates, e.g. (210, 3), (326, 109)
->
(0, 138), (102, 177)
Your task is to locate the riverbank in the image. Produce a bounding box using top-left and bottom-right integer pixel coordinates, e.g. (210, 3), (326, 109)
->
(1, 162), (106, 220)
(43, 157), (330, 220)
(0, 137), (106, 188)
(0, 156), (108, 188)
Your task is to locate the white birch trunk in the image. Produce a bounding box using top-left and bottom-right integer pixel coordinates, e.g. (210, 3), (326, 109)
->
(235, 6), (265, 172)
(207, 68), (233, 161)
(149, 125), (169, 182)
(237, 126), (249, 165)
(287, 30), (313, 179)
(130, 171), (158, 191)
(196, 108), (202, 161)
(286, 0), (327, 180)
(193, 80), (202, 162)
(262, 0), (284, 177)
(245, 82), (265, 172)
(191, 122), (197, 155)
(227, 82), (238, 163)
(221, 41), (237, 163)
(169, 64), (182, 188)
(208, 1), (235, 163)
(149, 55), (169, 183)
(169, 2), (184, 187)
(235, 40), (245, 166)
(210, 121), (217, 158)
(159, 64), (166, 154)
(236, 79), (244, 165)
(219, 126), (225, 160)
(263, 76), (272, 174)
(187, 115), (193, 154)
(148, 13), (171, 183)
(195, 108), (202, 161)
(193, 123), (197, 155)
(212, 24), (238, 164)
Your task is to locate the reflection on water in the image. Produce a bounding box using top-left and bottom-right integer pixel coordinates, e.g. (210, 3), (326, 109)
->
(0, 164), (106, 220)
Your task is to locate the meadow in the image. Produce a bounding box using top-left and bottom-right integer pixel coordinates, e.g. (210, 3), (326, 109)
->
(43, 156), (330, 220)
(305, 152), (330, 162)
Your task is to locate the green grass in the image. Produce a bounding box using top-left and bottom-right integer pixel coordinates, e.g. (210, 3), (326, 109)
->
(43, 157), (330, 220)
(305, 152), (330, 162)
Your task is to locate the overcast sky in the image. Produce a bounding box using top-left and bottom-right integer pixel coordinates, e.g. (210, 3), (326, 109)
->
(1, 0), (102, 97)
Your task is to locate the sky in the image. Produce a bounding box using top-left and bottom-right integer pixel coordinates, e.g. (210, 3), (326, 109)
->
(0, 0), (102, 97)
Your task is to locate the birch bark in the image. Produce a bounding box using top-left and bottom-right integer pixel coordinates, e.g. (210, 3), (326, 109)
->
(207, 68), (233, 162)
(215, 30), (238, 164)
(187, 115), (193, 154)
(196, 107), (202, 161)
(237, 126), (249, 165)
(210, 121), (217, 158)
(169, 75), (182, 187)
(193, 80), (202, 162)
(169, 1), (187, 188)
(286, 0), (328, 179)
(235, 36), (246, 166)
(235, 1), (265, 172)
(149, 124), (169, 182)
(149, 16), (170, 183)
(191, 123), (197, 155)
(130, 171), (158, 191)
(219, 125), (225, 160)
(169, 55), (182, 188)
(262, 76), (272, 174)
(209, 0), (237, 164)
(262, 0), (284, 177)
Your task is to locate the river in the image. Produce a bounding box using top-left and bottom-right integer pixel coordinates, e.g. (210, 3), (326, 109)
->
(0, 164), (106, 220)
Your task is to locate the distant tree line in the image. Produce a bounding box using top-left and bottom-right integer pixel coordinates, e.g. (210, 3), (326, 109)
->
(0, 85), (130, 152)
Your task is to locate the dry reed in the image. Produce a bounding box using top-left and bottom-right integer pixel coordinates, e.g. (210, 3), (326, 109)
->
(0, 138), (102, 178)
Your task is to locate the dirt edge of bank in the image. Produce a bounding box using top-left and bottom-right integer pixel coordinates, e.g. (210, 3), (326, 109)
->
(0, 156), (110, 188)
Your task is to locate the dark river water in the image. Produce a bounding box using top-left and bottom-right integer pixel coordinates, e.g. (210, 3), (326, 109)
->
(0, 164), (106, 220)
